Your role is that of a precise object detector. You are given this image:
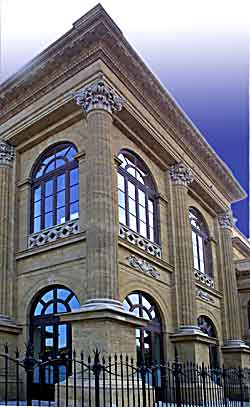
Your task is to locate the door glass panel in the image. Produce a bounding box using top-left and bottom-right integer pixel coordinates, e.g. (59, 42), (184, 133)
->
(58, 324), (67, 349)
(45, 325), (54, 349)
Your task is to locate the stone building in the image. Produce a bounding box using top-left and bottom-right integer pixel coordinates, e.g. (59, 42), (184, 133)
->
(1, 4), (250, 399)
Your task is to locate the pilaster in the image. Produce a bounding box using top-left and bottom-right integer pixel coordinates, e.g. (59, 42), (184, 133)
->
(218, 208), (250, 366)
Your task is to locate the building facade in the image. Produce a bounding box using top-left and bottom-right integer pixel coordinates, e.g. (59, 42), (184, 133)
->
(1, 4), (250, 399)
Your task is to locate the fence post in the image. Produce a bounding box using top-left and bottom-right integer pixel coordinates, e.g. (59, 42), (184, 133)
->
(222, 365), (228, 407)
(140, 353), (147, 407)
(173, 347), (182, 407)
(239, 367), (244, 407)
(23, 343), (36, 406)
(92, 350), (101, 407)
(201, 362), (207, 407)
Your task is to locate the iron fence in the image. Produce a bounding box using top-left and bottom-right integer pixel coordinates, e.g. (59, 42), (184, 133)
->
(1, 345), (250, 406)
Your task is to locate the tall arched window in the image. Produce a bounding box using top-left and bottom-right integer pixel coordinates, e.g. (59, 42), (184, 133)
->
(31, 143), (79, 233)
(117, 150), (158, 242)
(189, 207), (212, 276)
(30, 286), (80, 400)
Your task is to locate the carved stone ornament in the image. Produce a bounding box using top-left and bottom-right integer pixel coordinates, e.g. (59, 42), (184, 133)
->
(196, 288), (215, 304)
(73, 76), (125, 114)
(0, 140), (15, 165)
(218, 209), (235, 229)
(169, 161), (193, 186)
(127, 255), (160, 278)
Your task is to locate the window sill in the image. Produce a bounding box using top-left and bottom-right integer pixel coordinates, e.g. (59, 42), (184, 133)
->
(194, 268), (214, 288)
(28, 219), (80, 249)
(119, 223), (162, 259)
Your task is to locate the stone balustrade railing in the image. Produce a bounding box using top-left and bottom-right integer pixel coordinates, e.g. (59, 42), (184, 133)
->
(28, 219), (79, 248)
(119, 224), (162, 259)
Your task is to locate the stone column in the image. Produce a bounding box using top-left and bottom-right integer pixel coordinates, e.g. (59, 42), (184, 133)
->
(169, 162), (197, 328)
(59, 77), (146, 357)
(0, 140), (21, 346)
(169, 162), (213, 364)
(219, 209), (250, 367)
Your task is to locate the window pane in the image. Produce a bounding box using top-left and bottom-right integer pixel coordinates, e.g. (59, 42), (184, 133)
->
(34, 302), (43, 316)
(119, 206), (126, 224)
(148, 200), (153, 213)
(149, 212), (154, 227)
(34, 201), (41, 217)
(45, 366), (54, 384)
(128, 181), (135, 198)
(56, 147), (70, 158)
(70, 168), (78, 186)
(57, 303), (67, 313)
(129, 214), (137, 231)
(58, 324), (67, 349)
(140, 221), (147, 237)
(57, 190), (65, 208)
(34, 186), (41, 202)
(57, 174), (65, 191)
(45, 161), (55, 174)
(118, 190), (125, 208)
(33, 217), (41, 233)
(45, 212), (53, 228)
(45, 304), (54, 315)
(57, 288), (70, 300)
(67, 146), (77, 161)
(58, 365), (67, 382)
(127, 167), (136, 177)
(129, 198), (136, 215)
(136, 171), (144, 184)
(45, 180), (53, 196)
(55, 158), (65, 169)
(149, 227), (154, 241)
(68, 296), (80, 310)
(138, 190), (145, 206)
(70, 185), (78, 203)
(45, 196), (53, 213)
(41, 290), (53, 303)
(117, 173), (125, 191)
(57, 207), (66, 224)
(139, 205), (146, 221)
(70, 202), (79, 220)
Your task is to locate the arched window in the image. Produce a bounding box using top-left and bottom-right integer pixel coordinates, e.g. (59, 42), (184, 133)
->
(198, 315), (220, 369)
(31, 143), (79, 233)
(123, 292), (163, 365)
(30, 286), (80, 399)
(189, 207), (212, 276)
(117, 150), (158, 242)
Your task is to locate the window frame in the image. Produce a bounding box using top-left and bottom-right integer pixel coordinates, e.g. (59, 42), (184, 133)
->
(117, 150), (159, 243)
(189, 207), (212, 277)
(30, 143), (79, 234)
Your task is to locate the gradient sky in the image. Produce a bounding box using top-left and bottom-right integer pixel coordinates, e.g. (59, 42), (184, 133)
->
(1, 0), (249, 235)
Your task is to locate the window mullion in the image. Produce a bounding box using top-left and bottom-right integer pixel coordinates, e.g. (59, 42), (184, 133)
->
(135, 184), (140, 234)
(53, 175), (57, 226)
(41, 181), (45, 231)
(145, 188), (150, 240)
(196, 233), (201, 271)
(124, 176), (129, 227)
(65, 169), (70, 222)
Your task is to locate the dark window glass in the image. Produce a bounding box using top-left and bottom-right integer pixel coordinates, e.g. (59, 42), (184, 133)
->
(189, 207), (213, 277)
(117, 150), (158, 243)
(31, 143), (79, 233)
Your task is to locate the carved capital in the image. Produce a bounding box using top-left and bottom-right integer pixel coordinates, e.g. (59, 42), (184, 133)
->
(218, 209), (234, 229)
(73, 76), (125, 115)
(0, 141), (15, 166)
(169, 161), (193, 186)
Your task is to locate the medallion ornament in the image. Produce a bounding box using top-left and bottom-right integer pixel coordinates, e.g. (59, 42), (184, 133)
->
(127, 255), (160, 278)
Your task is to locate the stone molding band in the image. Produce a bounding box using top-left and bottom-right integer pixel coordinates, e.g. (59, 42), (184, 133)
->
(73, 76), (125, 114)
(169, 161), (193, 186)
(0, 140), (15, 166)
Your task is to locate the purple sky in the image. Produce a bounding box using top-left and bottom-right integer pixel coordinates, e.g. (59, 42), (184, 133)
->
(1, 0), (249, 235)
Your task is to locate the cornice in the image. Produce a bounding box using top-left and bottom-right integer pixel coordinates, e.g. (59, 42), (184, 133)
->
(0, 4), (245, 203)
(232, 236), (250, 259)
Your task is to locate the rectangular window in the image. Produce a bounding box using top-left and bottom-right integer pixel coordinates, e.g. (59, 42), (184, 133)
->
(129, 214), (137, 232)
(45, 180), (53, 197)
(45, 212), (53, 229)
(70, 202), (79, 220)
(57, 190), (65, 208)
(57, 174), (65, 191)
(118, 190), (125, 208)
(140, 221), (147, 238)
(129, 197), (136, 216)
(70, 168), (78, 186)
(70, 185), (78, 203)
(33, 217), (41, 233)
(192, 231), (199, 270)
(119, 206), (126, 224)
(57, 207), (66, 224)
(128, 181), (135, 199)
(117, 173), (125, 191)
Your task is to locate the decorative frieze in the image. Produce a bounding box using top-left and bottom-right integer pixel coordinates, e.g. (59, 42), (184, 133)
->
(218, 209), (235, 229)
(28, 220), (79, 248)
(0, 140), (15, 165)
(196, 288), (215, 304)
(169, 162), (193, 186)
(194, 269), (214, 288)
(127, 255), (160, 278)
(73, 76), (125, 114)
(119, 224), (162, 259)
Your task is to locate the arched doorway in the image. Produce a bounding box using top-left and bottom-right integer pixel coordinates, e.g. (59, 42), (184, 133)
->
(30, 286), (80, 400)
(123, 292), (163, 365)
(198, 315), (220, 369)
